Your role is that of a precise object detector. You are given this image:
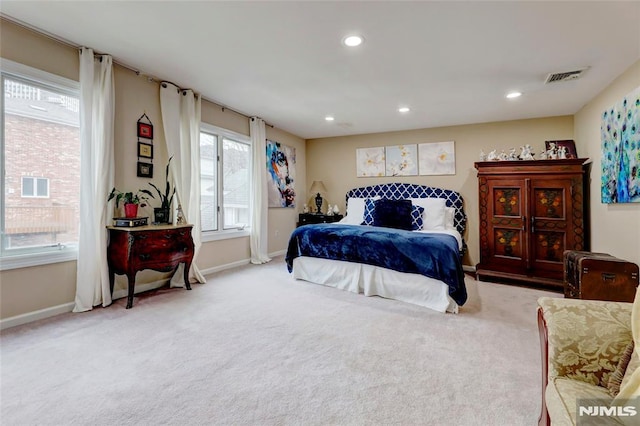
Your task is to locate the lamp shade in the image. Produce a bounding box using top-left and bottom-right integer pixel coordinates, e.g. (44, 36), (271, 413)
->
(309, 180), (327, 195)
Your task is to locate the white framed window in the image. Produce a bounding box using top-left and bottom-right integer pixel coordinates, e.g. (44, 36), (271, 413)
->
(200, 123), (251, 240)
(21, 176), (49, 198)
(1, 59), (80, 269)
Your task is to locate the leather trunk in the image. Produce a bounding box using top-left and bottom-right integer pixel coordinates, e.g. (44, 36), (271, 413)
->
(563, 250), (639, 302)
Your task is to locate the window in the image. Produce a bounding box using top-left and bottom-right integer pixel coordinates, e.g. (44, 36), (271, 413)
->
(1, 59), (80, 268)
(21, 177), (49, 198)
(200, 124), (251, 238)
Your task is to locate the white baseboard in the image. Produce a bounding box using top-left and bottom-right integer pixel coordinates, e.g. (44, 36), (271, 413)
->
(199, 251), (285, 277)
(0, 302), (75, 330)
(462, 264), (476, 273)
(199, 258), (251, 277)
(0, 279), (170, 331)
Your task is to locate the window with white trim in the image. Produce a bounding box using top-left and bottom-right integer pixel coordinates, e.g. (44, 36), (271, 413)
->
(21, 176), (49, 198)
(1, 60), (80, 267)
(200, 124), (251, 237)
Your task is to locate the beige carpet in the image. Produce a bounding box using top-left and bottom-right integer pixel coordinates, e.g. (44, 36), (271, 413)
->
(0, 256), (559, 425)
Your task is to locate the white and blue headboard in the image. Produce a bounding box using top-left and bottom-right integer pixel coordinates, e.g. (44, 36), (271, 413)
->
(345, 183), (467, 236)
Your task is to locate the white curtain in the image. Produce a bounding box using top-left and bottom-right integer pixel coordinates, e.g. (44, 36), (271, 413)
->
(249, 117), (271, 264)
(160, 82), (205, 285)
(73, 48), (115, 312)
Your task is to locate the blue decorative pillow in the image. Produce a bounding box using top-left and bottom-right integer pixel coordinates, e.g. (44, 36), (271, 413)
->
(362, 198), (377, 225)
(410, 205), (425, 231)
(363, 198), (424, 230)
(372, 199), (413, 230)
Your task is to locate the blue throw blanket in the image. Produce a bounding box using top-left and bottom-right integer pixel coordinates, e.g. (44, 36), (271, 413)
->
(286, 224), (467, 306)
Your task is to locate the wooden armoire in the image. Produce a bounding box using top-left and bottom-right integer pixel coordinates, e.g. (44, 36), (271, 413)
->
(475, 159), (590, 290)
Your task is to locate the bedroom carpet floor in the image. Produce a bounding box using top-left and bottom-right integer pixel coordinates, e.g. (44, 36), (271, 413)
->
(0, 256), (559, 426)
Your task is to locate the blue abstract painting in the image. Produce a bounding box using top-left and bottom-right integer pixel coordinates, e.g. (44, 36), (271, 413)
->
(266, 140), (296, 207)
(601, 86), (640, 203)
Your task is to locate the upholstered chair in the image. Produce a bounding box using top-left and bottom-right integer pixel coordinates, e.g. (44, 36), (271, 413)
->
(537, 288), (639, 426)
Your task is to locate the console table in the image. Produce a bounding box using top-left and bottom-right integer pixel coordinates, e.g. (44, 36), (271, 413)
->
(106, 224), (195, 309)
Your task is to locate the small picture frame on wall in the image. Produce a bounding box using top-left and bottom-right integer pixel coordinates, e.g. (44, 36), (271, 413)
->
(546, 140), (577, 159)
(137, 122), (153, 139)
(137, 162), (153, 178)
(138, 142), (153, 159)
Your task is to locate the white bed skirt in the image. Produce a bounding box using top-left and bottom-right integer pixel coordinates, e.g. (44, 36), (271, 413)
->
(292, 256), (458, 313)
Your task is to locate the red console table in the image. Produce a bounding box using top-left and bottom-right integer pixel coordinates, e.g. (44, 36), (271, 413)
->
(106, 224), (194, 308)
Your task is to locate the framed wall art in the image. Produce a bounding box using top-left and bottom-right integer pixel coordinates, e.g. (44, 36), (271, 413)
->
(137, 162), (153, 178)
(138, 142), (153, 159)
(137, 122), (153, 139)
(356, 147), (385, 177)
(601, 86), (640, 203)
(266, 140), (296, 207)
(385, 144), (417, 176)
(418, 141), (455, 175)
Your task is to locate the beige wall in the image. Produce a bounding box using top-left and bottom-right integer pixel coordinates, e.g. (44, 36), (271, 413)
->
(307, 116), (574, 266)
(0, 18), (305, 320)
(574, 59), (640, 266)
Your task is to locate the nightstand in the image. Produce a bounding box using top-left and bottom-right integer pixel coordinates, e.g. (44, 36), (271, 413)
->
(298, 213), (344, 226)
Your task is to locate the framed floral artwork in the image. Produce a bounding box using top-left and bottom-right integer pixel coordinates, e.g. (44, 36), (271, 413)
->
(385, 144), (417, 176)
(418, 141), (455, 175)
(356, 147), (385, 177)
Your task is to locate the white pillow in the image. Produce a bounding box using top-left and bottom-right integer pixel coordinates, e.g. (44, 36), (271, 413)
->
(445, 207), (456, 230)
(344, 196), (381, 225)
(411, 198), (447, 230)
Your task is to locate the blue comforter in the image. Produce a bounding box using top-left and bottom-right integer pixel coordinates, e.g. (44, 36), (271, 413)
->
(285, 224), (467, 306)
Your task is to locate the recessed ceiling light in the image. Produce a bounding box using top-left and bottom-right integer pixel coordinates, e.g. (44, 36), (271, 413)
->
(506, 91), (522, 99)
(398, 107), (410, 113)
(343, 35), (363, 47)
(325, 116), (335, 121)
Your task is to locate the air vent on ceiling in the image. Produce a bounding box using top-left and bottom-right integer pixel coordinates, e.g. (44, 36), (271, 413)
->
(545, 68), (589, 84)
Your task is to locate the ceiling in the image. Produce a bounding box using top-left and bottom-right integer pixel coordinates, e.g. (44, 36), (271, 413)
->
(2, 1), (639, 139)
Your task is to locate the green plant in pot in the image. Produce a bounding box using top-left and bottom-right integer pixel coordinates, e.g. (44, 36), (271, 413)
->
(148, 156), (176, 224)
(107, 188), (153, 218)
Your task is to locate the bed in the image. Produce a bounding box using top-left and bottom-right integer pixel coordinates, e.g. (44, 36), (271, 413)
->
(285, 183), (467, 313)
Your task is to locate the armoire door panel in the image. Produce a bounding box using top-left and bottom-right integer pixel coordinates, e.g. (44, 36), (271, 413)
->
(485, 179), (527, 271)
(493, 227), (525, 260)
(529, 179), (573, 277)
(532, 186), (566, 220)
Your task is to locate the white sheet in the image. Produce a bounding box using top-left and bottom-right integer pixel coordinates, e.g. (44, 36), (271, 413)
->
(292, 256), (459, 313)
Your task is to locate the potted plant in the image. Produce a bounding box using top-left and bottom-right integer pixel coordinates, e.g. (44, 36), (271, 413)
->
(148, 156), (176, 224)
(107, 188), (153, 218)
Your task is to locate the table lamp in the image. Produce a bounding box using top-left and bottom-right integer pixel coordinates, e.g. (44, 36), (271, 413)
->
(309, 180), (327, 214)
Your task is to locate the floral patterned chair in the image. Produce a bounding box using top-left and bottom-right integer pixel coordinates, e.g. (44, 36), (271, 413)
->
(537, 290), (639, 426)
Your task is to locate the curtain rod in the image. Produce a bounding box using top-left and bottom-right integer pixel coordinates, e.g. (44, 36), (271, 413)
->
(2, 13), (275, 129)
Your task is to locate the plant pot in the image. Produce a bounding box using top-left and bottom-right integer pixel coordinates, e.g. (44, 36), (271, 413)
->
(154, 207), (170, 224)
(124, 203), (138, 218)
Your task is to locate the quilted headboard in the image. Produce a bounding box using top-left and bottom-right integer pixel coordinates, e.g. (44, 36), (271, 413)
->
(345, 183), (466, 235)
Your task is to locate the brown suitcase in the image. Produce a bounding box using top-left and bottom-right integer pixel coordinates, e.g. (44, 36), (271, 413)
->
(563, 250), (639, 302)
